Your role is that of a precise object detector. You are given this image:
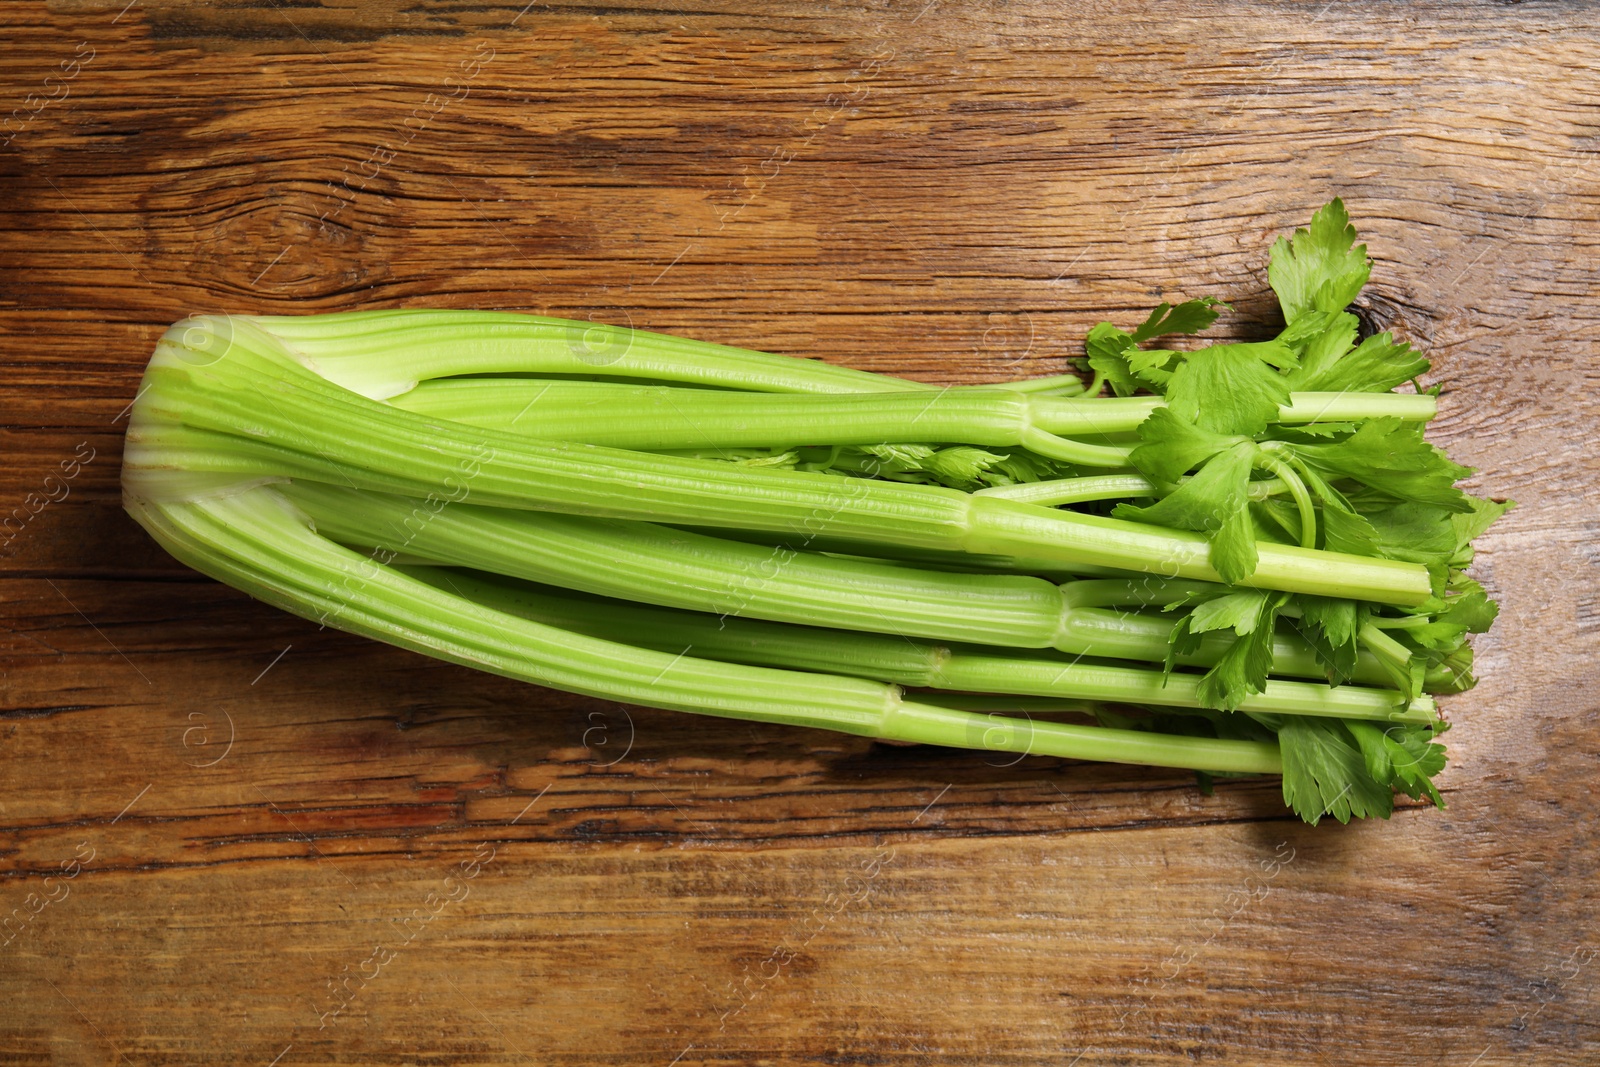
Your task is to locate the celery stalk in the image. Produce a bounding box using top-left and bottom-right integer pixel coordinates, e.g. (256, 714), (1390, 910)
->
(384, 377), (1430, 459)
(124, 316), (1434, 607)
(395, 566), (1433, 725)
(127, 485), (1282, 775)
(249, 308), (938, 399)
(117, 197), (1509, 824)
(387, 379), (1135, 468)
(280, 479), (1423, 692)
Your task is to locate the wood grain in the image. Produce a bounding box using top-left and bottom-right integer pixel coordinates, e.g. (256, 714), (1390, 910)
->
(3, 0), (1599, 1063)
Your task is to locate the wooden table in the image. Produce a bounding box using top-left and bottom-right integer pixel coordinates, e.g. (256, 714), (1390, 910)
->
(4, 2), (1597, 1063)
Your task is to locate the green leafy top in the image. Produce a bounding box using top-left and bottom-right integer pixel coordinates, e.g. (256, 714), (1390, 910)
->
(1067, 199), (1510, 821)
(1273, 716), (1448, 824)
(1267, 198), (1372, 324)
(1131, 296), (1229, 343)
(1084, 198), (1489, 596)
(1163, 341), (1297, 436)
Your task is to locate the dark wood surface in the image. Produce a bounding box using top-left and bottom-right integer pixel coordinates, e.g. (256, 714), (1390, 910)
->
(3, 1), (1598, 1063)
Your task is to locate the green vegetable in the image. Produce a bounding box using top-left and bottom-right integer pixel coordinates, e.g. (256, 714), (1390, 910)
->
(122, 200), (1509, 824)
(131, 487), (1283, 776)
(125, 322), (1432, 605)
(282, 480), (1428, 719)
(384, 376), (1431, 463)
(395, 565), (1435, 725)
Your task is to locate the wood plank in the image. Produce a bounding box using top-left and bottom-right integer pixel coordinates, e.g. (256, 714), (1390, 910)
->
(3, 0), (1599, 1063)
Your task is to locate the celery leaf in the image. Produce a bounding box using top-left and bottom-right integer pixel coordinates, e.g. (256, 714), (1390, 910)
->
(1344, 720), (1446, 809)
(1085, 323), (1142, 397)
(1128, 407), (1248, 484)
(1268, 198), (1372, 323)
(1277, 716), (1395, 825)
(1188, 589), (1271, 636)
(1194, 592), (1288, 710)
(1293, 595), (1365, 684)
(1113, 441), (1260, 582)
(1290, 331), (1431, 394)
(1164, 341), (1294, 435)
(1289, 418), (1474, 512)
(1130, 297), (1229, 343)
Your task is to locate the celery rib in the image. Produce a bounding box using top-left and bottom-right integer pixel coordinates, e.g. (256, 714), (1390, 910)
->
(974, 475), (1159, 506)
(123, 318), (1434, 607)
(129, 485), (1282, 775)
(385, 377), (1428, 464)
(282, 480), (1066, 649)
(252, 309), (939, 399)
(973, 475), (1289, 507)
(1028, 391), (1435, 435)
(282, 480), (1425, 686)
(389, 378), (1135, 467)
(396, 566), (1433, 725)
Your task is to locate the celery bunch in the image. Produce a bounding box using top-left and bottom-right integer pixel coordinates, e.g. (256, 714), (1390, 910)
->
(122, 201), (1507, 823)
